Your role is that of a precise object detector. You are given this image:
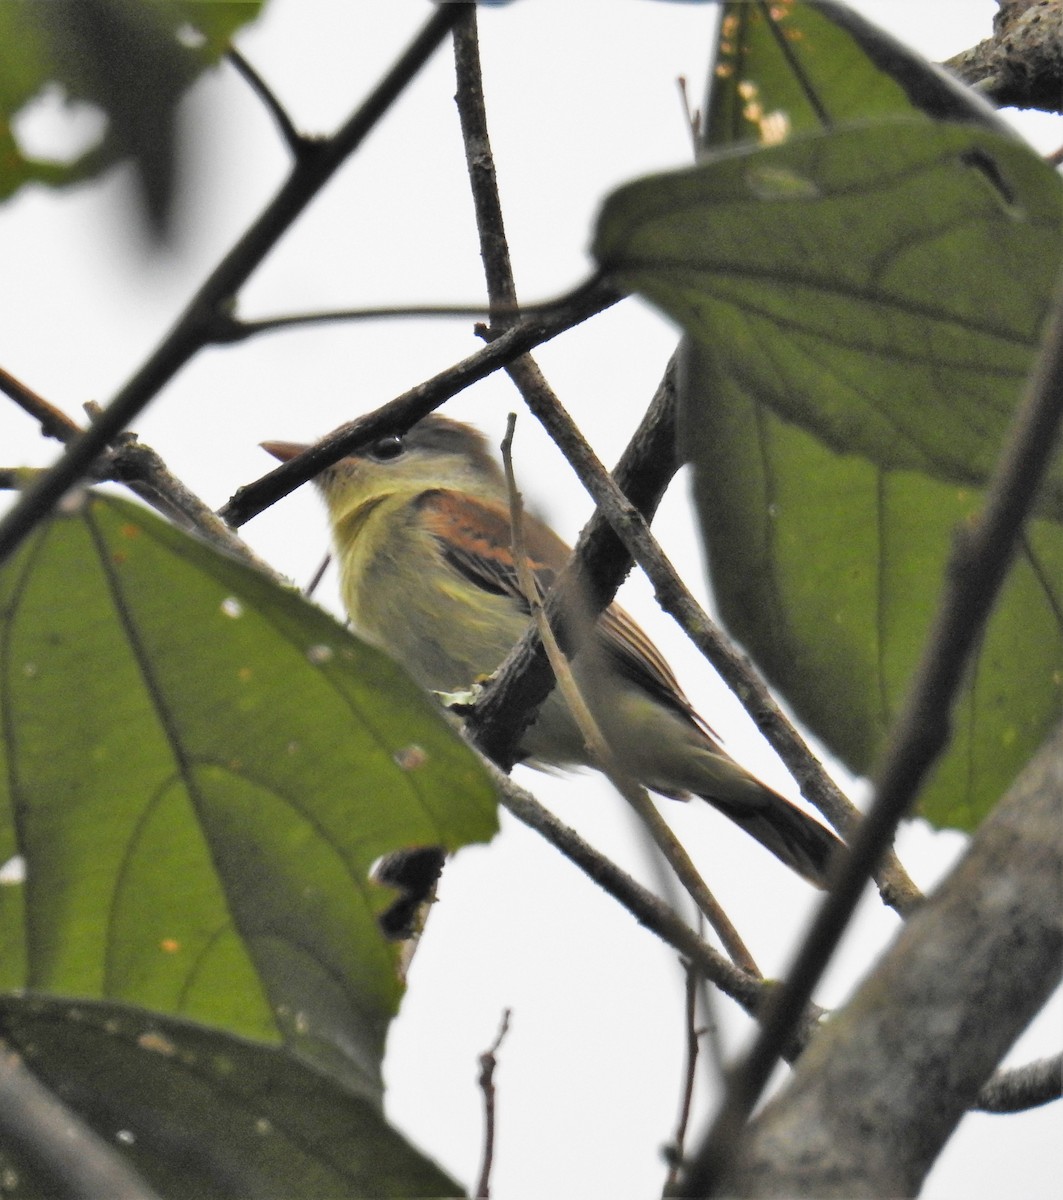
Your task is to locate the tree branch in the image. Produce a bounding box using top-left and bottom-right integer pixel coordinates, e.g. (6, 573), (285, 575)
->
(474, 1008), (512, 1200)
(0, 365), (82, 444)
(468, 363), (680, 757)
(974, 1052), (1063, 1113)
(704, 720), (1063, 1197)
(0, 5), (465, 566)
(488, 764), (825, 1057)
(216, 277), (617, 528)
(226, 46), (310, 158)
(944, 0), (1063, 113)
(453, 5), (519, 325)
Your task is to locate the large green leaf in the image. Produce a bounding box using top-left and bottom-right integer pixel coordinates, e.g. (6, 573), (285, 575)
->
(592, 5), (1063, 826)
(0, 995), (462, 1199)
(0, 493), (498, 1101)
(678, 349), (1063, 828)
(594, 121), (1063, 519)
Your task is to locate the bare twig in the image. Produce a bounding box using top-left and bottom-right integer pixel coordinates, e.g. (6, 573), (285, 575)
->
(474, 1008), (512, 1199)
(0, 6), (466, 566)
(453, 5), (519, 328)
(226, 46), (309, 158)
(685, 268), (1063, 1193)
(487, 764), (826, 1050)
(480, 356), (923, 913)
(676, 76), (701, 152)
(218, 278), (617, 528)
(469, 363), (680, 764)
(501, 417), (759, 976)
(211, 297), (584, 343)
(0, 1040), (162, 1200)
(663, 963), (701, 1195)
(304, 553), (331, 598)
(0, 365), (82, 443)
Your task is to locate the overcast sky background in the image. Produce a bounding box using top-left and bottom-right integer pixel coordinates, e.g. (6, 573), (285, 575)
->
(2, 2), (1060, 1197)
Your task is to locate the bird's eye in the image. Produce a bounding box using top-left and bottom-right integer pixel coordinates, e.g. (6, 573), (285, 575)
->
(367, 435), (406, 461)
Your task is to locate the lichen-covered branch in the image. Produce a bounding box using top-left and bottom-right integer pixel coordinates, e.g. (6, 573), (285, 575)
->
(944, 0), (1063, 113)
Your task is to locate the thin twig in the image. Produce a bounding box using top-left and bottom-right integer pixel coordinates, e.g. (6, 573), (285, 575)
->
(453, 5), (519, 327)
(0, 6), (465, 566)
(474, 1008), (512, 1199)
(676, 76), (701, 153)
(487, 763), (827, 1052)
(211, 297), (580, 343)
(469, 362), (680, 763)
(478, 356), (922, 913)
(663, 962), (701, 1195)
(0, 365), (82, 443)
(226, 46), (309, 157)
(684, 266), (1063, 1194)
(217, 278), (617, 528)
(0, 1040), (162, 1200)
(501, 417), (759, 976)
(304, 553), (331, 598)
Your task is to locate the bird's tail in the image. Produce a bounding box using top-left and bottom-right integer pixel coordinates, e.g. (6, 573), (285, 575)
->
(700, 789), (844, 888)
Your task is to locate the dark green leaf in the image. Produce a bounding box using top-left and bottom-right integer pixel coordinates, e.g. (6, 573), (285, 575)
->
(594, 121), (1063, 519)
(593, 15), (1063, 826)
(681, 340), (1063, 828)
(0, 995), (462, 1199)
(0, 493), (498, 1099)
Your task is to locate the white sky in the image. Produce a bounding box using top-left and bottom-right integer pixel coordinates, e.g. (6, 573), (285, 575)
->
(2, 2), (1060, 1197)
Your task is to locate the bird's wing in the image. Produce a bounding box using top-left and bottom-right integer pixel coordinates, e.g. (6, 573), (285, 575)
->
(597, 605), (720, 742)
(416, 489), (563, 607)
(418, 488), (718, 741)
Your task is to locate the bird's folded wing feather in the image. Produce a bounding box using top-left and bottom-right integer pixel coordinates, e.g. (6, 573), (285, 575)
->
(418, 489), (719, 742)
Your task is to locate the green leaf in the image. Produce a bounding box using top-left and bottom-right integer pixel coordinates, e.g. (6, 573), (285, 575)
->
(0, 995), (462, 1199)
(592, 33), (1063, 826)
(0, 493), (498, 1100)
(594, 120), (1063, 519)
(706, 0), (1006, 146)
(0, 0), (267, 224)
(681, 342), (1063, 828)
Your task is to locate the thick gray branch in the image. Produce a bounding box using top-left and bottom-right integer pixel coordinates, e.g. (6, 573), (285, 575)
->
(944, 1), (1063, 113)
(723, 722), (1063, 1198)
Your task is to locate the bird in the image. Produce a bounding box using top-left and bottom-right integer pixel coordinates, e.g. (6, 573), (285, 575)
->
(263, 415), (843, 887)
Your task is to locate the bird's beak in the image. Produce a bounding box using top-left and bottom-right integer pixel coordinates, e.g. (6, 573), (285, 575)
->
(260, 440), (309, 463)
